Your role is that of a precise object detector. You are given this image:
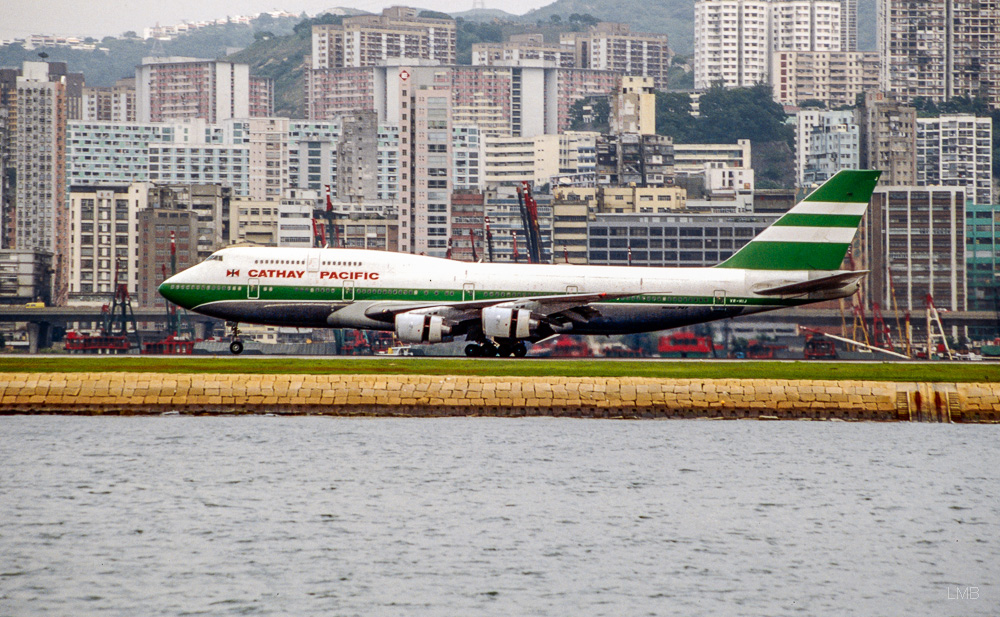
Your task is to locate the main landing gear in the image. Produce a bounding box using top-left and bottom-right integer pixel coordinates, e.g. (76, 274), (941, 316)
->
(465, 340), (528, 358)
(227, 321), (244, 355)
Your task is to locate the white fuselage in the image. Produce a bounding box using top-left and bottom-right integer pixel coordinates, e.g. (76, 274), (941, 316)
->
(160, 246), (843, 338)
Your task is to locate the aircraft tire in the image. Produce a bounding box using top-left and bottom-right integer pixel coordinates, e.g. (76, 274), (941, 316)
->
(481, 343), (498, 357)
(230, 340), (244, 355)
(513, 342), (528, 357)
(464, 343), (481, 357)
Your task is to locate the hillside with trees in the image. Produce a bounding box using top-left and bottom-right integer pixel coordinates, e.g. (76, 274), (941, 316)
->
(656, 85), (796, 188)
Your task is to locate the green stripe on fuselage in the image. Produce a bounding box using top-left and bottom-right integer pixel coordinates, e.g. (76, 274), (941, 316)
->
(159, 283), (806, 310)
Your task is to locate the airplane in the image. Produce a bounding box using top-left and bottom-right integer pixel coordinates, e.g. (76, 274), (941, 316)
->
(158, 169), (881, 357)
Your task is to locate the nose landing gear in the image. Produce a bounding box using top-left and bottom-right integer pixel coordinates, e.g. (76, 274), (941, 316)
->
(227, 321), (244, 355)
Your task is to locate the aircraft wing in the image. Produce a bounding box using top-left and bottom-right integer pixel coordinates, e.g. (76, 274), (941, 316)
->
(362, 291), (631, 323)
(752, 270), (869, 296)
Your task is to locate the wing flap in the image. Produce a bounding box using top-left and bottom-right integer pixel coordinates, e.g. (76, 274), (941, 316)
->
(753, 270), (868, 296)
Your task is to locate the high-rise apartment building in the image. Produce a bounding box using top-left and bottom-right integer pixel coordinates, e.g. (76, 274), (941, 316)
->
(409, 87), (453, 256)
(67, 121), (175, 188)
(336, 112), (379, 203)
(307, 63), (619, 137)
(694, 0), (843, 90)
(311, 7), (456, 70)
(795, 109), (859, 187)
(878, 0), (1000, 107)
(561, 23), (673, 90)
(472, 34), (576, 69)
(288, 120), (341, 194)
(13, 62), (70, 303)
(612, 76), (656, 135)
(451, 125), (484, 190)
(483, 134), (563, 186)
(965, 203), (1000, 317)
(148, 143), (249, 196)
(136, 57), (273, 123)
(66, 183), (147, 305)
(596, 133), (674, 186)
(138, 206), (198, 307)
(917, 115), (993, 205)
(770, 51), (878, 107)
(695, 0), (770, 89)
(862, 187), (967, 318)
(840, 0), (857, 51)
(855, 91), (917, 187)
(768, 0), (842, 52)
(82, 78), (136, 122)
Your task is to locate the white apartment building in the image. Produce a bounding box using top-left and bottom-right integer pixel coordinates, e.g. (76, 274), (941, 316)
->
(67, 122), (175, 187)
(695, 0), (770, 89)
(276, 192), (318, 248)
(482, 132), (598, 187)
(917, 115), (993, 206)
(245, 117), (290, 201)
(673, 139), (752, 174)
(769, 0), (841, 51)
(377, 123), (401, 202)
(483, 135), (562, 186)
(148, 143), (249, 196)
(694, 0), (842, 90)
(452, 125), (484, 190)
(795, 109), (858, 187)
(66, 183), (148, 305)
(288, 120), (342, 195)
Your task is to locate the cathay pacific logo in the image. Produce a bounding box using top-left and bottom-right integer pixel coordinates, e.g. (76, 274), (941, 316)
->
(226, 269), (240, 277)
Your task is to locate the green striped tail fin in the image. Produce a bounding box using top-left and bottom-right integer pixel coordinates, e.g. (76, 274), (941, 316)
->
(716, 169), (881, 271)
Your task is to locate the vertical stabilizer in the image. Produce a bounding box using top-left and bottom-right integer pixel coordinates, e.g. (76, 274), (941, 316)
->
(716, 169), (881, 271)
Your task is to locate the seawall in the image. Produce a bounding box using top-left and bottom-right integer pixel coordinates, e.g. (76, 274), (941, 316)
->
(1, 372), (998, 422)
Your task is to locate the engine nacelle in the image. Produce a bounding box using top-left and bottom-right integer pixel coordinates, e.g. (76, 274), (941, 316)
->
(482, 307), (535, 339)
(395, 312), (450, 344)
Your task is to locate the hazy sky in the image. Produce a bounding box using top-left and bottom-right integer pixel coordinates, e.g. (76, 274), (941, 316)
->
(2, 0), (548, 40)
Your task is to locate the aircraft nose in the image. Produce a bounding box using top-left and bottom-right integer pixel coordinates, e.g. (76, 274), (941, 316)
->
(158, 275), (182, 305)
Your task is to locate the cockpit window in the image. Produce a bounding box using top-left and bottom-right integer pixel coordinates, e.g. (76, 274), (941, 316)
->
(208, 254), (224, 262)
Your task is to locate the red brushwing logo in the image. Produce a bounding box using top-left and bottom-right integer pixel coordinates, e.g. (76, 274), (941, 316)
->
(226, 269), (240, 277)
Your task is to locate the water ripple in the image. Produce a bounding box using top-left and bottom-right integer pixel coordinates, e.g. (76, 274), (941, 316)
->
(1, 417), (997, 617)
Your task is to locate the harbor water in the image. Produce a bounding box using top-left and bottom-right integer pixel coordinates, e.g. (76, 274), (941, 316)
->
(2, 416), (998, 616)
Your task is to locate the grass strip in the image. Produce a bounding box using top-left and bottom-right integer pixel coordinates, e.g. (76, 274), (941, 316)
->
(0, 357), (997, 383)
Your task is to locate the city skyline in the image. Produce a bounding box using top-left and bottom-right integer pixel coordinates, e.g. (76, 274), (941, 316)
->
(0, 0), (550, 40)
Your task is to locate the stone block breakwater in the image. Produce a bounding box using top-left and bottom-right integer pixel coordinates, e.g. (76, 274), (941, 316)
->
(1, 372), (998, 422)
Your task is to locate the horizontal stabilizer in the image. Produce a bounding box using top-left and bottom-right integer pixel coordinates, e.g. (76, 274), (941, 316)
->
(753, 270), (868, 296)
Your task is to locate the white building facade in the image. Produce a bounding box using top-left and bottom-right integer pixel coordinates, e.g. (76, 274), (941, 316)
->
(916, 115), (993, 206)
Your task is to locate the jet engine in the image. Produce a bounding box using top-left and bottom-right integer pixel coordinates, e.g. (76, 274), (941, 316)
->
(395, 311), (451, 344)
(482, 306), (537, 339)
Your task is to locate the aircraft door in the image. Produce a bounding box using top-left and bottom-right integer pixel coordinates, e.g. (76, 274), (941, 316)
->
(343, 280), (355, 302)
(248, 278), (260, 300)
(307, 251), (320, 273)
(566, 285), (579, 293)
(713, 290), (726, 308)
(463, 282), (476, 302)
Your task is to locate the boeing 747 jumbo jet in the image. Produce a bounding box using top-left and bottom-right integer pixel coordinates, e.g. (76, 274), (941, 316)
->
(159, 170), (881, 356)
